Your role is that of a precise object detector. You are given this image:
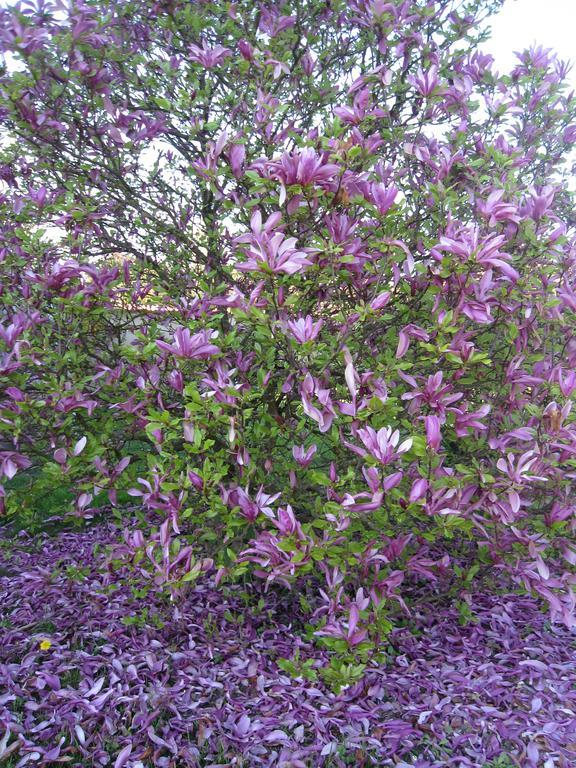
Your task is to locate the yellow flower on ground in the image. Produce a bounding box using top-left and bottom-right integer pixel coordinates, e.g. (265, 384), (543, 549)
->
(39, 639), (52, 651)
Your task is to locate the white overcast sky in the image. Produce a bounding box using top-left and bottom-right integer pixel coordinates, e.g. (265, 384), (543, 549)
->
(486, 0), (576, 85)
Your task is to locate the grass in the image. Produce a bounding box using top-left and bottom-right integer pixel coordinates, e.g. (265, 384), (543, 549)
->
(33, 619), (57, 634)
(482, 756), (519, 768)
(60, 667), (82, 688)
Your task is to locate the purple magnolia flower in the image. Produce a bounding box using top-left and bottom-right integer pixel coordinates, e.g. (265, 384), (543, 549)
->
(240, 518), (312, 589)
(271, 504), (304, 537)
(188, 470), (204, 491)
(369, 182), (398, 215)
(558, 281), (576, 312)
(334, 86), (386, 125)
(300, 374), (336, 433)
(496, 451), (548, 483)
(369, 290), (391, 311)
(0, 451), (32, 480)
(401, 371), (463, 416)
(436, 228), (519, 281)
(270, 148), (340, 195)
(409, 478), (429, 503)
(341, 489), (384, 513)
(286, 315), (323, 343)
(156, 328), (220, 359)
(523, 185), (555, 220)
(301, 49), (317, 76)
(452, 403), (490, 437)
(191, 130), (228, 178)
(228, 485), (280, 521)
(231, 488), (261, 522)
(238, 39), (255, 61)
(258, 8), (296, 37)
(236, 232), (313, 275)
(353, 425), (412, 465)
(292, 443), (317, 467)
(202, 361), (242, 405)
(55, 391), (98, 415)
(343, 347), (358, 401)
(408, 65), (440, 97)
(460, 269), (495, 324)
(188, 42), (232, 68)
(424, 415), (442, 451)
(563, 123), (576, 144)
(557, 368), (576, 398)
(265, 57), (290, 79)
(396, 324), (430, 358)
(477, 189), (520, 227)
(315, 603), (368, 647)
(168, 368), (184, 392)
(227, 142), (246, 178)
(324, 211), (358, 243)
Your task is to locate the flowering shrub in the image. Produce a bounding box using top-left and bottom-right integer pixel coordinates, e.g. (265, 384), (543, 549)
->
(1, 0), (576, 665)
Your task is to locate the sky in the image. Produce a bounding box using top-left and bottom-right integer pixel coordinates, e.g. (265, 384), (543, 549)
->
(486, 0), (576, 84)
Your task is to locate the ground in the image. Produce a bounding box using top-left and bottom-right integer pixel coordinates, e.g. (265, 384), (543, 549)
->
(1, 522), (575, 767)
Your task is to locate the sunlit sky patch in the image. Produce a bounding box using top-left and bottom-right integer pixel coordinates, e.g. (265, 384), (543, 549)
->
(486, 0), (576, 84)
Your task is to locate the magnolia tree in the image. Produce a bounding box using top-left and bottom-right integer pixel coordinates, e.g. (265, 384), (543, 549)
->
(1, 0), (576, 664)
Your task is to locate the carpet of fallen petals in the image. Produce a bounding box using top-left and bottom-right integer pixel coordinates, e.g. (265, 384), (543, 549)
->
(1, 523), (576, 767)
